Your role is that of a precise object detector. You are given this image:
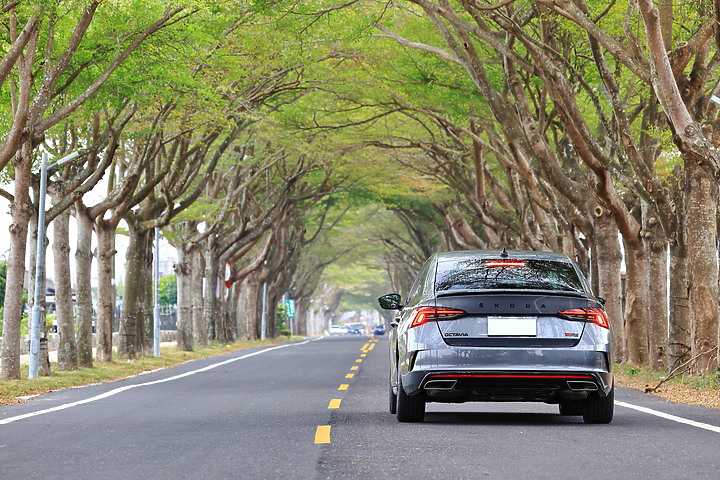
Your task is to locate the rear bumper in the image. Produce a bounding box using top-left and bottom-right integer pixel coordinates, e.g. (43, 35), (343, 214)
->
(401, 369), (613, 402)
(409, 346), (611, 375)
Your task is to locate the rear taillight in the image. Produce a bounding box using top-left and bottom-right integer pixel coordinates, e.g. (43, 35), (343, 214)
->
(410, 307), (466, 328)
(558, 308), (609, 329)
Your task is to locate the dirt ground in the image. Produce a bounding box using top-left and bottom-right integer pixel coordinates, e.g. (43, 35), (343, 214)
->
(615, 372), (720, 410)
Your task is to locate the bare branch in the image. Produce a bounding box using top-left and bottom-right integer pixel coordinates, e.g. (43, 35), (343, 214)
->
(374, 25), (463, 65)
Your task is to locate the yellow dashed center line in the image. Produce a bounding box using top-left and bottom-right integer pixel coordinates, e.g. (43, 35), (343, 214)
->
(316, 338), (379, 445)
(315, 426), (331, 444)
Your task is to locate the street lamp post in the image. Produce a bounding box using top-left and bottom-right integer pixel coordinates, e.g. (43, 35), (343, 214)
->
(153, 227), (160, 357)
(28, 151), (80, 379)
(260, 281), (268, 340)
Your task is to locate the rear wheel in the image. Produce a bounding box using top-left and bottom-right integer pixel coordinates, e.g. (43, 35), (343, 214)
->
(396, 375), (425, 422)
(582, 385), (614, 424)
(558, 401), (583, 416)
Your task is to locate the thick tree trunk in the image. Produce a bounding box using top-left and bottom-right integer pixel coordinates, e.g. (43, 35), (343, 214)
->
(235, 278), (252, 341)
(118, 226), (149, 359)
(174, 246), (193, 351)
(191, 249), (207, 347)
(590, 245), (599, 295)
(228, 281), (240, 341)
(95, 222), (116, 362)
(51, 199), (78, 370)
(74, 205), (94, 367)
(143, 241), (154, 356)
(203, 245), (219, 343)
(593, 207), (624, 362)
(645, 215), (668, 371)
(296, 297), (311, 335)
(140, 230), (154, 356)
(217, 285), (230, 343)
(685, 160), (719, 374)
(1, 155), (32, 379)
(267, 299), (278, 338)
(239, 277), (262, 340)
(668, 238), (690, 366)
(623, 239), (651, 365)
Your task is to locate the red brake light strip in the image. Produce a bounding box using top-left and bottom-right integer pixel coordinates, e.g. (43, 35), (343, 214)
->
(430, 374), (595, 379)
(485, 260), (526, 267)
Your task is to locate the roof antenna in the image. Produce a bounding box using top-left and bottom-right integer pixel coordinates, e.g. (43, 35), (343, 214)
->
(500, 248), (508, 258)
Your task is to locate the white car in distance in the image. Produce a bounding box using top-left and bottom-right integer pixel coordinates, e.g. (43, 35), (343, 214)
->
(329, 325), (349, 336)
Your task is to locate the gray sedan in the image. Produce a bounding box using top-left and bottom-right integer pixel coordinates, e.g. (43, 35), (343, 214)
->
(379, 250), (613, 424)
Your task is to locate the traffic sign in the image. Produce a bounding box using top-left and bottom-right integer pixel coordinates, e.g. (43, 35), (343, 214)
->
(285, 299), (296, 318)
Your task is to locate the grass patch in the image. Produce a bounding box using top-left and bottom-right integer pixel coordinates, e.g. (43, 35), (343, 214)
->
(616, 363), (720, 391)
(0, 337), (301, 407)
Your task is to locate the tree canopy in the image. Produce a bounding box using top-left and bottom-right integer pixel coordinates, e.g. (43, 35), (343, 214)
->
(2, 0), (720, 377)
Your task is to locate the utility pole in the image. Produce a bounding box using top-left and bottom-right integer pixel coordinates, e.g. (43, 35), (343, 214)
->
(29, 151), (80, 379)
(260, 281), (268, 340)
(153, 227), (160, 357)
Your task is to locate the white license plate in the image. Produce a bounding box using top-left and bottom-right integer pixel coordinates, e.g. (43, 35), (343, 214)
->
(487, 317), (537, 336)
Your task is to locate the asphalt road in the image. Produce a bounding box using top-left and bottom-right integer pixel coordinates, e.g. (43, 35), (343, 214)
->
(2, 335), (720, 479)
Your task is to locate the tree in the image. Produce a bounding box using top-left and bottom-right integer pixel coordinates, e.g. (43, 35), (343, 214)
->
(0, 1), (190, 379)
(158, 275), (177, 306)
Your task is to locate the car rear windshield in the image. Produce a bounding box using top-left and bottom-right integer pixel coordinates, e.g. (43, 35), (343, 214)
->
(435, 258), (585, 293)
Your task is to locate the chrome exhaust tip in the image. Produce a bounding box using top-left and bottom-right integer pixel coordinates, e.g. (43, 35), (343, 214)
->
(424, 379), (457, 391)
(567, 381), (599, 392)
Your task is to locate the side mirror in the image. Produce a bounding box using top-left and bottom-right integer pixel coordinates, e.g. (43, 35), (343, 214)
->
(378, 293), (402, 310)
(596, 297), (606, 306)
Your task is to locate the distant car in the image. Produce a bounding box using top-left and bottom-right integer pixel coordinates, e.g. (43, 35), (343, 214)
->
(379, 250), (613, 424)
(349, 326), (362, 335)
(329, 325), (348, 336)
(373, 324), (386, 336)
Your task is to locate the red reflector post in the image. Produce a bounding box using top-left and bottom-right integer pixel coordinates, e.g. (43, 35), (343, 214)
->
(410, 307), (466, 328)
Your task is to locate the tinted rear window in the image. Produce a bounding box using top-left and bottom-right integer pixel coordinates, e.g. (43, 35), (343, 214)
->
(435, 258), (585, 293)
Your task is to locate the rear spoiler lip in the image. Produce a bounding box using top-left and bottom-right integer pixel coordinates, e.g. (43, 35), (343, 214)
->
(435, 288), (589, 299)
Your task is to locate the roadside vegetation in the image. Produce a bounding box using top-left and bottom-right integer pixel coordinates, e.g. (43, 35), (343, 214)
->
(615, 365), (720, 410)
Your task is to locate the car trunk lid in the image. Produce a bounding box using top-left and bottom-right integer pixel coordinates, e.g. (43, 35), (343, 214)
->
(433, 292), (595, 347)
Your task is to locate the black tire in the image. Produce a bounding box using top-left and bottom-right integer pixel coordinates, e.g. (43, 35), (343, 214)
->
(559, 401), (583, 416)
(389, 378), (397, 414)
(582, 386), (614, 424)
(396, 375), (425, 422)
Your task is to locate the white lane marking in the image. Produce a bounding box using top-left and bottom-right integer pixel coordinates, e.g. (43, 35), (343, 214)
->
(616, 401), (720, 434)
(1, 339), (320, 426)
